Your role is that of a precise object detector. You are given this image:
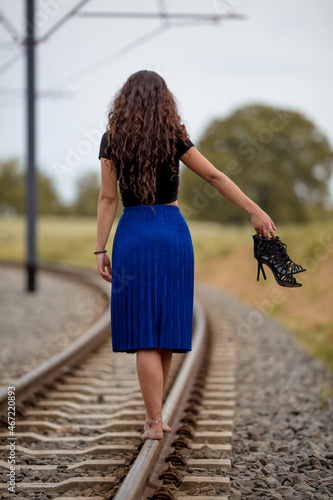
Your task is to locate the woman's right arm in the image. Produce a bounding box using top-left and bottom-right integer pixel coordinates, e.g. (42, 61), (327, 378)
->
(180, 147), (276, 239)
(95, 158), (118, 282)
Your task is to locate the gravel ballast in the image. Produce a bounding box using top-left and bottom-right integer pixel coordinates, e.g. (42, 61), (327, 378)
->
(0, 264), (109, 388)
(197, 283), (333, 500)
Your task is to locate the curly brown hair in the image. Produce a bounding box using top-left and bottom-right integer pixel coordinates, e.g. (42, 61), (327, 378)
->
(104, 70), (189, 204)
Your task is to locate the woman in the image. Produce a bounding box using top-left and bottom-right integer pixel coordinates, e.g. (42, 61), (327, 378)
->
(96, 70), (276, 440)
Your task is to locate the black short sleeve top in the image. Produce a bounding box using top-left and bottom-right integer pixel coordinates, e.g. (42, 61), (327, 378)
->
(98, 132), (194, 207)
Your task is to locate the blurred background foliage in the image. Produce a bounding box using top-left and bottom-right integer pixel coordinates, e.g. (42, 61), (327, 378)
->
(0, 160), (123, 218)
(179, 104), (333, 224)
(0, 158), (66, 216)
(1, 103), (332, 222)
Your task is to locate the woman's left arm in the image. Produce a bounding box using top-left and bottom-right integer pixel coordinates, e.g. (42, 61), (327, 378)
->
(180, 147), (276, 239)
(95, 159), (118, 282)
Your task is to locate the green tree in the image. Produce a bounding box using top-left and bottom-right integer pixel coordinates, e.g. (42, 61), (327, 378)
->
(73, 172), (101, 216)
(0, 158), (62, 215)
(179, 104), (333, 224)
(37, 171), (63, 214)
(0, 159), (25, 214)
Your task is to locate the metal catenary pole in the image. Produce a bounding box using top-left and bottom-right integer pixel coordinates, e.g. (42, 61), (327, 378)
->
(26, 0), (36, 292)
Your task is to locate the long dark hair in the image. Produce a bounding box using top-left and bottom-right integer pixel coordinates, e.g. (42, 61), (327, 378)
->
(104, 70), (189, 204)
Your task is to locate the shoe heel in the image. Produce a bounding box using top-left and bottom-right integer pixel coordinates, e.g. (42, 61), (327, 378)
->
(256, 259), (266, 281)
(256, 259), (260, 281)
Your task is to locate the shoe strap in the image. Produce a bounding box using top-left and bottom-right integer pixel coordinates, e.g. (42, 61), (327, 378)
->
(254, 235), (304, 275)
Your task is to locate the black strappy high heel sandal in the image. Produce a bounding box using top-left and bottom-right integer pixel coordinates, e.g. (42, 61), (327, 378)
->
(253, 235), (306, 288)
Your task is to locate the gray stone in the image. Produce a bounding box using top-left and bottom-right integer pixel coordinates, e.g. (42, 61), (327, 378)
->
(253, 480), (269, 489)
(265, 476), (280, 486)
(303, 469), (321, 480)
(262, 465), (275, 476)
(276, 445), (289, 452)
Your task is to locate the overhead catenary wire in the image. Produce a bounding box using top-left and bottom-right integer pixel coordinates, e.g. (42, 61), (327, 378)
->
(0, 50), (24, 78)
(37, 0), (91, 43)
(0, 5), (245, 93)
(0, 22), (168, 93)
(0, 7), (23, 43)
(158, 0), (168, 16)
(43, 22), (170, 90)
(0, 86), (75, 98)
(0, 41), (18, 50)
(35, 11), (241, 91)
(75, 10), (245, 21)
(0, 0), (91, 78)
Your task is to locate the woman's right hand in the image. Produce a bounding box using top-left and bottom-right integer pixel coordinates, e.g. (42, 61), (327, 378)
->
(96, 253), (112, 283)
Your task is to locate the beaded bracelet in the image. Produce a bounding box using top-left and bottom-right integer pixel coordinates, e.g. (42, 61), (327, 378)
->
(94, 250), (107, 255)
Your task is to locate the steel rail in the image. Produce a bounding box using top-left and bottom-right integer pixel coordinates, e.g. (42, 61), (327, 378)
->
(0, 263), (111, 415)
(113, 297), (207, 500)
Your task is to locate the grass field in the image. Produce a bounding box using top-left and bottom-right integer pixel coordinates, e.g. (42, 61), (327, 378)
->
(1, 215), (332, 378)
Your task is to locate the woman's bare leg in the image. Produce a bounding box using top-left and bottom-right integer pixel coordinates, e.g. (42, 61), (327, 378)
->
(136, 348), (173, 439)
(161, 348), (173, 397)
(136, 348), (164, 439)
(159, 349), (173, 433)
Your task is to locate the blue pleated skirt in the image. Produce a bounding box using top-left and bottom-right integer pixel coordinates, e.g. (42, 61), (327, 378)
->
(111, 205), (194, 353)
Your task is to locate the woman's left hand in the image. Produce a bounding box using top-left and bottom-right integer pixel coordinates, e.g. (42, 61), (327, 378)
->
(96, 252), (112, 282)
(251, 208), (276, 239)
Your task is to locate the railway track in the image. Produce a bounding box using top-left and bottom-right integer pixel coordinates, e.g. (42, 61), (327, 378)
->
(0, 267), (236, 499)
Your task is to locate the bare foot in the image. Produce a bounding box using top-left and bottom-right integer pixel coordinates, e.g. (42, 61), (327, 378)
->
(161, 421), (172, 433)
(144, 417), (172, 434)
(141, 420), (163, 440)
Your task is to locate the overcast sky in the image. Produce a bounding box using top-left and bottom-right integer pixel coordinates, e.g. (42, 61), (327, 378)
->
(0, 0), (332, 203)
